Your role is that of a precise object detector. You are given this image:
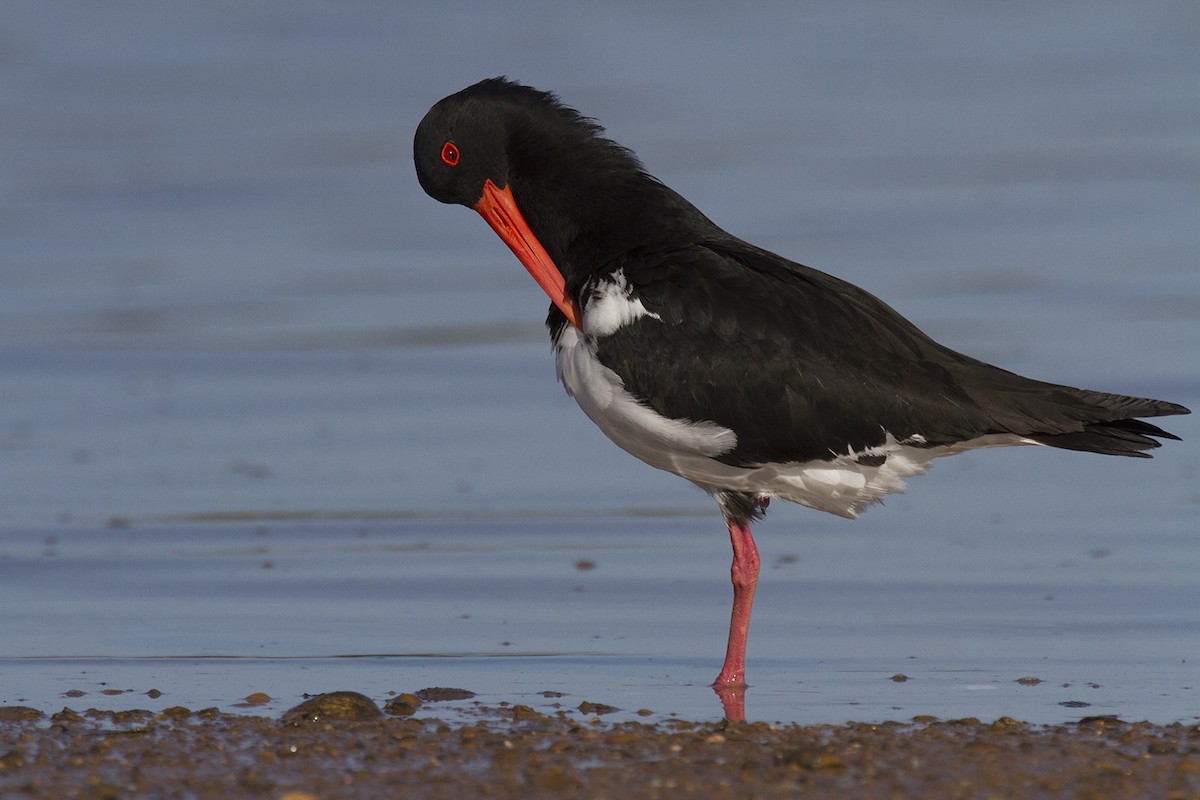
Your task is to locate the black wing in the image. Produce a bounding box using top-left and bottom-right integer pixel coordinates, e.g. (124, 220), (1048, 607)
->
(590, 239), (1188, 466)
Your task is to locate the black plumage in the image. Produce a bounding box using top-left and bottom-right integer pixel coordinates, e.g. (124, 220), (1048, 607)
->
(586, 239), (1184, 467)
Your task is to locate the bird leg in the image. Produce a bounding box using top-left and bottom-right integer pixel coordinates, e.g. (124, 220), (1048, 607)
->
(713, 517), (760, 689)
(712, 516), (760, 720)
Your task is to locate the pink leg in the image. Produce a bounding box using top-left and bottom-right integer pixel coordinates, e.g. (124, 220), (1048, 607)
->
(712, 518), (760, 689)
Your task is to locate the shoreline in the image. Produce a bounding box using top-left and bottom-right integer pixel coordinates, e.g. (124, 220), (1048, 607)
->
(3, 694), (1198, 798)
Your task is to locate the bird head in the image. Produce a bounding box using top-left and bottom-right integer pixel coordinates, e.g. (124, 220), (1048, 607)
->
(416, 78), (713, 332)
(415, 78), (594, 329)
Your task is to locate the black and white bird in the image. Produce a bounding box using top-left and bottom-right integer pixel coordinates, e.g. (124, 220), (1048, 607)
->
(414, 77), (1189, 715)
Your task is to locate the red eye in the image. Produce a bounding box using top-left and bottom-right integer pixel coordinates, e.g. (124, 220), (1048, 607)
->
(441, 141), (460, 166)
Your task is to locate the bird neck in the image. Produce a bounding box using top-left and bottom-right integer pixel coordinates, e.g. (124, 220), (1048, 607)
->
(508, 125), (715, 292)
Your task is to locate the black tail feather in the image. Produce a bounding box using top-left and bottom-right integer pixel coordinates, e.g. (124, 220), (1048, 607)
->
(1027, 396), (1188, 457)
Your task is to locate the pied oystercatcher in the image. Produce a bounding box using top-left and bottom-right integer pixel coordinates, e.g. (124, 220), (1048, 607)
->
(414, 78), (1189, 711)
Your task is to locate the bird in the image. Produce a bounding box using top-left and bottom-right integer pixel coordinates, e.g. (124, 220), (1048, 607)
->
(414, 77), (1189, 717)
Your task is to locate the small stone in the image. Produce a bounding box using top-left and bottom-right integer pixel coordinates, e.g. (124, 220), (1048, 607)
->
(1078, 715), (1123, 728)
(991, 716), (1025, 733)
(511, 704), (538, 721)
(384, 694), (422, 716)
(0, 707), (44, 722)
(110, 710), (152, 725)
(283, 692), (381, 724)
(158, 706), (192, 718)
(415, 687), (476, 702)
(578, 701), (618, 715)
(51, 708), (84, 724)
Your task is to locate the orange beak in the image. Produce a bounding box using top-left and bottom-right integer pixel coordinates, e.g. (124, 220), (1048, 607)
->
(474, 179), (582, 330)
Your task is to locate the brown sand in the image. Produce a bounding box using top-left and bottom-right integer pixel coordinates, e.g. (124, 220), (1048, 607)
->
(2, 693), (1199, 799)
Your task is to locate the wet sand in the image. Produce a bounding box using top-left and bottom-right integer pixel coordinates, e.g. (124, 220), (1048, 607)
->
(3, 692), (1199, 799)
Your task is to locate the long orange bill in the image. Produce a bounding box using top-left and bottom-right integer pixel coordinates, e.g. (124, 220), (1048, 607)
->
(474, 179), (582, 330)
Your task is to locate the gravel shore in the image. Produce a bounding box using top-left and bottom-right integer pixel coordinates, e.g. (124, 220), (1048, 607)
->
(3, 692), (1199, 799)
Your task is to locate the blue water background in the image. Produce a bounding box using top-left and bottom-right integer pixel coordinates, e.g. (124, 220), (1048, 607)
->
(1, 1), (1197, 724)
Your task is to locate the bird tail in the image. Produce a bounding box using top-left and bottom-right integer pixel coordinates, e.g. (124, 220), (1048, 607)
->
(1023, 391), (1188, 457)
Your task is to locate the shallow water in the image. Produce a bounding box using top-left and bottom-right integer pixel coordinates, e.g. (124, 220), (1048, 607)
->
(1, 1), (1198, 724)
(3, 512), (1199, 724)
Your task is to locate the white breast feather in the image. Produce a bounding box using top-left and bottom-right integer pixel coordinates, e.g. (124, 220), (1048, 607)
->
(556, 324), (737, 460)
(582, 270), (661, 337)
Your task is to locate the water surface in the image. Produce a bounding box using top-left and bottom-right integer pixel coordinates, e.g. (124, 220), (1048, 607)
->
(1, 1), (1197, 724)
